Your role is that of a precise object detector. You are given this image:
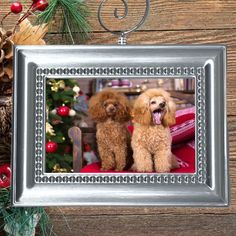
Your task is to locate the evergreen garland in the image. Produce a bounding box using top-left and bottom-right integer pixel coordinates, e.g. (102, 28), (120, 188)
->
(36, 0), (91, 43)
(0, 188), (53, 235)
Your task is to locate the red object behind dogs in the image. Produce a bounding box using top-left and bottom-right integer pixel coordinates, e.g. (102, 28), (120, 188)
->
(80, 141), (195, 174)
(81, 107), (196, 173)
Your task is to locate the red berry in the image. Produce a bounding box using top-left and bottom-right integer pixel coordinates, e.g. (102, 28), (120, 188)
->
(10, 2), (23, 14)
(46, 141), (58, 153)
(0, 164), (11, 188)
(57, 105), (70, 117)
(35, 0), (48, 12)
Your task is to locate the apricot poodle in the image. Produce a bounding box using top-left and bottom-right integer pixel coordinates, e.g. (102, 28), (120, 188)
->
(88, 89), (132, 171)
(131, 88), (179, 173)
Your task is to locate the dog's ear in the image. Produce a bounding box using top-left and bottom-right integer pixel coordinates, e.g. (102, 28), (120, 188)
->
(115, 93), (131, 122)
(132, 93), (152, 125)
(162, 96), (176, 127)
(88, 93), (107, 122)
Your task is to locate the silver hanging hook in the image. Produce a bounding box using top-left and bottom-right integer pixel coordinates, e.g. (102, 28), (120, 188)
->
(98, 0), (150, 45)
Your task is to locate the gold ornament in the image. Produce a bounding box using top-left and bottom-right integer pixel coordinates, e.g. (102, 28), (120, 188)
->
(49, 79), (65, 92)
(52, 164), (68, 173)
(46, 122), (56, 136)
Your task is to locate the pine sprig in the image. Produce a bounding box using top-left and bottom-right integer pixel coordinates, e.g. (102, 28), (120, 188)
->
(36, 0), (91, 43)
(0, 188), (53, 236)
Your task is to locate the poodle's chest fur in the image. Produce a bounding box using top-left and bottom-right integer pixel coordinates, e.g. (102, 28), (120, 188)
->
(96, 119), (130, 147)
(132, 124), (172, 153)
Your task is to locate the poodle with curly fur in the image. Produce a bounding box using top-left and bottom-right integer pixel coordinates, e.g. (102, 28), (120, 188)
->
(131, 88), (179, 173)
(88, 89), (132, 171)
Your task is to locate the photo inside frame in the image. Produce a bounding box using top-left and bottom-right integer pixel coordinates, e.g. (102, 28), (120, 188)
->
(45, 77), (195, 174)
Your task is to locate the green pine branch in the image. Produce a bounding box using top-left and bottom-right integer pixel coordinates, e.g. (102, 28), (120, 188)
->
(36, 0), (91, 43)
(0, 188), (53, 236)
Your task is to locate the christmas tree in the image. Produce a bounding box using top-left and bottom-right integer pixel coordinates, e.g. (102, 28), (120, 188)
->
(46, 79), (81, 172)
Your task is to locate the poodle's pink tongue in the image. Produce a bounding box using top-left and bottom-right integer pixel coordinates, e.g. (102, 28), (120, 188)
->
(153, 112), (161, 125)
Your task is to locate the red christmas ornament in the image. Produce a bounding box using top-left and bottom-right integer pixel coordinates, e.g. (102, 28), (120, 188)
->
(10, 2), (23, 14)
(0, 164), (11, 188)
(57, 105), (70, 117)
(46, 141), (58, 153)
(34, 0), (48, 12)
(84, 143), (92, 151)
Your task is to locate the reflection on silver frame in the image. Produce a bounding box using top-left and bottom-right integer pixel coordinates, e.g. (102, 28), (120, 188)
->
(12, 45), (229, 206)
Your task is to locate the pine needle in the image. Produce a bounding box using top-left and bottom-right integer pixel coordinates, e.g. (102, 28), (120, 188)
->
(0, 188), (53, 236)
(36, 0), (91, 43)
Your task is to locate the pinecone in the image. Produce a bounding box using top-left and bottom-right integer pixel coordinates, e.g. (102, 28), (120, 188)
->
(0, 95), (11, 163)
(0, 28), (14, 96)
(0, 137), (11, 164)
(0, 96), (12, 139)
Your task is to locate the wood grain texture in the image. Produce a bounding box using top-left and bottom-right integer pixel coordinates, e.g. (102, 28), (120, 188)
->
(1, 0), (236, 235)
(2, 0), (236, 31)
(47, 213), (236, 236)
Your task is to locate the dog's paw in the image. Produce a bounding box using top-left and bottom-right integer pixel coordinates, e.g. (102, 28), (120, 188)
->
(156, 163), (171, 173)
(100, 161), (115, 171)
(157, 168), (171, 173)
(100, 165), (113, 171)
(115, 165), (125, 172)
(100, 167), (111, 171)
(136, 166), (153, 172)
(130, 163), (137, 172)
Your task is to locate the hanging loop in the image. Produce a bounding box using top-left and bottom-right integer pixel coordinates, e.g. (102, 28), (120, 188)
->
(98, 0), (150, 44)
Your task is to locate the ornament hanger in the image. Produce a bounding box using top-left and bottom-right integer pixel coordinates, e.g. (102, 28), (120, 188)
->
(98, 0), (150, 45)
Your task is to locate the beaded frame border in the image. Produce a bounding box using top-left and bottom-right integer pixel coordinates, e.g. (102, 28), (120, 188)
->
(34, 66), (205, 185)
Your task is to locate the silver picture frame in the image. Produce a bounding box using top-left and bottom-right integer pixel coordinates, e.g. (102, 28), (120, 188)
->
(12, 45), (229, 206)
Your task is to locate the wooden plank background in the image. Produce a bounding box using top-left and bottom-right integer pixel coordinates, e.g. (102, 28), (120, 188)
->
(1, 0), (236, 235)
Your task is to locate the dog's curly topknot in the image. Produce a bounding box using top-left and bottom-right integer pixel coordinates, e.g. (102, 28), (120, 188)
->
(88, 89), (131, 123)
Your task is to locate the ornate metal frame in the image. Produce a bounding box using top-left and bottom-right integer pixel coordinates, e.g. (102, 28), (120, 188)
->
(12, 45), (228, 206)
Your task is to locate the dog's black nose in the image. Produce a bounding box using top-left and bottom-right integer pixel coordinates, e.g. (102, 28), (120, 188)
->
(159, 102), (166, 108)
(108, 105), (116, 112)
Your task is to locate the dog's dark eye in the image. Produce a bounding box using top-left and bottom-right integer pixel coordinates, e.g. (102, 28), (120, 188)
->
(150, 101), (156, 105)
(114, 103), (118, 107)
